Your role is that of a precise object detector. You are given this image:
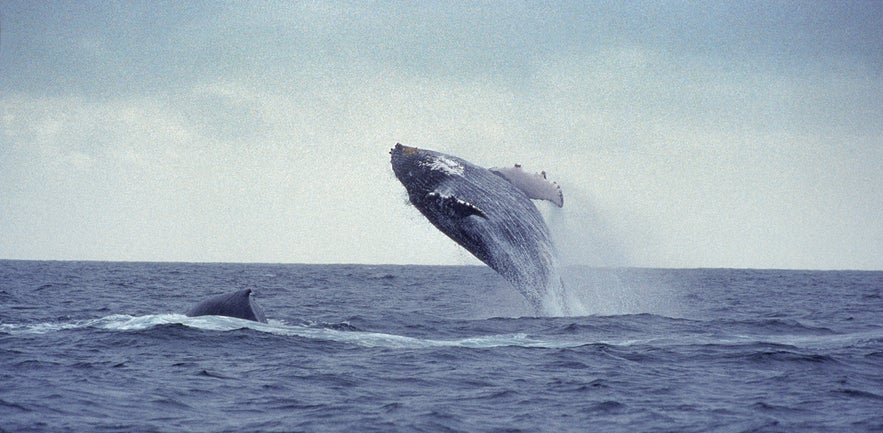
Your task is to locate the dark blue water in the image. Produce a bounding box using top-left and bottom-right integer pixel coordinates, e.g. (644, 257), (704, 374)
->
(1, 261), (881, 432)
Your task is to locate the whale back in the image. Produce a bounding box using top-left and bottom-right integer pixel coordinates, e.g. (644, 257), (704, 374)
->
(186, 289), (267, 323)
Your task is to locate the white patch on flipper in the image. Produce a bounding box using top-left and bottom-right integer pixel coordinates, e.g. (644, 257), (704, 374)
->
(491, 164), (564, 207)
(420, 155), (464, 176)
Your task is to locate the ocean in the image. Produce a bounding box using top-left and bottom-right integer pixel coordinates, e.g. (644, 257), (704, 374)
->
(1, 260), (881, 432)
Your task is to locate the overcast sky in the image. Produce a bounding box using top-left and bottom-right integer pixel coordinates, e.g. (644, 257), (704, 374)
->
(1, 1), (881, 269)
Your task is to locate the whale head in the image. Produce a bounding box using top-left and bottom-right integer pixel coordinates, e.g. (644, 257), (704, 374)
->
(390, 143), (466, 202)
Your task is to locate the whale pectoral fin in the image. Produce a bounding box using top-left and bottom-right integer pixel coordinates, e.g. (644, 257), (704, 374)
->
(425, 192), (488, 219)
(491, 165), (564, 207)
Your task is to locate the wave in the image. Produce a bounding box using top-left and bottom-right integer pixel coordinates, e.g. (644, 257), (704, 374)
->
(0, 314), (585, 350)
(3, 314), (881, 351)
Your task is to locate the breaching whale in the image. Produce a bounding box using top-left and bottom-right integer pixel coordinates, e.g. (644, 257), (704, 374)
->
(186, 288), (267, 323)
(390, 143), (565, 314)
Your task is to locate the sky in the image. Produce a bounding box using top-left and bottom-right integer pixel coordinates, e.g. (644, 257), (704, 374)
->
(1, 1), (881, 270)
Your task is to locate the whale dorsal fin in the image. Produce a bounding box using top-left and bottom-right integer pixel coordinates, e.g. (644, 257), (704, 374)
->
(425, 192), (488, 219)
(490, 164), (564, 207)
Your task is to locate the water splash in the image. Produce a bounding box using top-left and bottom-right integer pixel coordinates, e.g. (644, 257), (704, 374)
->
(6, 314), (874, 350)
(0, 314), (585, 349)
(539, 186), (680, 317)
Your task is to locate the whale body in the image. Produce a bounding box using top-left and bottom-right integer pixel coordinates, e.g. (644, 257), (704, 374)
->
(186, 289), (267, 323)
(390, 143), (565, 314)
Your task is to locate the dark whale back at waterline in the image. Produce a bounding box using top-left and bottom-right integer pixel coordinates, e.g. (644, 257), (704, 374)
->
(186, 288), (267, 323)
(390, 143), (566, 314)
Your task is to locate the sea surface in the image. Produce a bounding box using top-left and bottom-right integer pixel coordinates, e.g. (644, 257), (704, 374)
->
(1, 260), (881, 432)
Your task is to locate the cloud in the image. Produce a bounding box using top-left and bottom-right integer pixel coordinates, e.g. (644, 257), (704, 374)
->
(523, 48), (882, 269)
(0, 69), (522, 264)
(1, 2), (880, 269)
